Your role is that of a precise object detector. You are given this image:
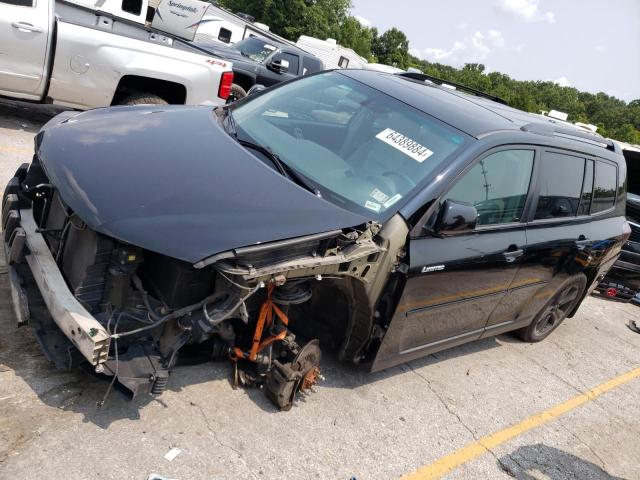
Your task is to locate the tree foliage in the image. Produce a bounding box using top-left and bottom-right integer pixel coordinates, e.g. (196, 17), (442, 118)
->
(214, 0), (640, 144)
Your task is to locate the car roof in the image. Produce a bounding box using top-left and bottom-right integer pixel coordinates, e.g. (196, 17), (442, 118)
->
(339, 70), (617, 152)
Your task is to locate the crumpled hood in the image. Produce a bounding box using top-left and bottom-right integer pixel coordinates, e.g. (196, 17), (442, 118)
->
(36, 106), (369, 263)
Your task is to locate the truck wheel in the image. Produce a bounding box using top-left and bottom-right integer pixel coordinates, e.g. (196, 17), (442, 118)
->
(231, 84), (247, 101)
(116, 93), (169, 106)
(516, 274), (587, 342)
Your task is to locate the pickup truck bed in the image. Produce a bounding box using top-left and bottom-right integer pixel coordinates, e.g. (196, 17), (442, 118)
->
(0, 0), (233, 109)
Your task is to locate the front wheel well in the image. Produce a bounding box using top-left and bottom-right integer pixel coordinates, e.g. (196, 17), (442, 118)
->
(112, 76), (187, 105)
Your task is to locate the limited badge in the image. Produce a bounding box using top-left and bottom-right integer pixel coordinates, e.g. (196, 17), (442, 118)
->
(421, 265), (445, 273)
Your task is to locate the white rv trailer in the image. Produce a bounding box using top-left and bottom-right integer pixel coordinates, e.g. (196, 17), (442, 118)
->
(65, 0), (279, 46)
(194, 4), (276, 45)
(364, 63), (404, 74)
(295, 36), (367, 70)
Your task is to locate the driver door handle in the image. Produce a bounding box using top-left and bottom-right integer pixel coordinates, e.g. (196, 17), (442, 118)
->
(12, 22), (43, 33)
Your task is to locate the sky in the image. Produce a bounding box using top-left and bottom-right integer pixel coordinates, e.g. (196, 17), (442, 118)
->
(351, 0), (640, 102)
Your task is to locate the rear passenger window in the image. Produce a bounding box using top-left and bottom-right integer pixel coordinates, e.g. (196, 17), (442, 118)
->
(534, 152), (585, 219)
(577, 160), (594, 216)
(302, 56), (322, 75)
(591, 161), (617, 213)
(445, 150), (534, 226)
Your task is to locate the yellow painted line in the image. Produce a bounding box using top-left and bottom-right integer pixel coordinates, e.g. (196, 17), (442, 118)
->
(0, 145), (32, 154)
(401, 366), (640, 480)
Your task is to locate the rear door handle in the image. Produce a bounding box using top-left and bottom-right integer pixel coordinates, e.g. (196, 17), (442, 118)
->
(12, 22), (43, 33)
(503, 248), (524, 263)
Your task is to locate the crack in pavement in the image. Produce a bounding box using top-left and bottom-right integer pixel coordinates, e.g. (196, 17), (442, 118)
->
(558, 420), (607, 471)
(506, 344), (585, 395)
(189, 400), (258, 480)
(405, 363), (513, 474)
(505, 344), (636, 430)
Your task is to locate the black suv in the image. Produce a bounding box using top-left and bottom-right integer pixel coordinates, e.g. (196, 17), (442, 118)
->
(195, 36), (324, 100)
(3, 69), (629, 409)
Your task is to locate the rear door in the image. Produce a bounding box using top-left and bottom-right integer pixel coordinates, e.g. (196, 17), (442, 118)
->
(501, 149), (594, 328)
(372, 148), (535, 371)
(0, 0), (51, 97)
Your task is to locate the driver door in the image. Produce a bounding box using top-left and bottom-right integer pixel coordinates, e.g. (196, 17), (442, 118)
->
(372, 148), (536, 371)
(0, 0), (50, 98)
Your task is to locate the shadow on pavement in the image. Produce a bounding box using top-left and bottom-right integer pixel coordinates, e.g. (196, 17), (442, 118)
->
(0, 99), (66, 134)
(498, 444), (626, 480)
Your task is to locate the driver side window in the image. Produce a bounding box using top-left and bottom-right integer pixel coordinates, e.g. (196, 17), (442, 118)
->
(444, 149), (534, 226)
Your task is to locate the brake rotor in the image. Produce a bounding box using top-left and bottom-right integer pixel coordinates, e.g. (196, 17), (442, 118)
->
(264, 339), (322, 410)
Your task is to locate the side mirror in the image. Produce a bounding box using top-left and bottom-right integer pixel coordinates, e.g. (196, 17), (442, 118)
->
(433, 199), (478, 235)
(247, 84), (266, 96)
(269, 58), (289, 74)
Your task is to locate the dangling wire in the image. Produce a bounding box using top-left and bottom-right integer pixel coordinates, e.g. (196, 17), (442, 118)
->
(97, 312), (122, 408)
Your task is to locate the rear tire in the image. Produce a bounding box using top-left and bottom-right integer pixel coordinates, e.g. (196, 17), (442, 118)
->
(230, 84), (247, 101)
(116, 93), (168, 106)
(517, 274), (587, 342)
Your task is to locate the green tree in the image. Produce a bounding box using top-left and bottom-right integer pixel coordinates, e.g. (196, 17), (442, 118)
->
(371, 28), (409, 69)
(336, 16), (375, 59)
(218, 0), (351, 41)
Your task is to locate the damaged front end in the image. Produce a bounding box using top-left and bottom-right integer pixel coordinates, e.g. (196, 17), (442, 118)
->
(3, 158), (408, 409)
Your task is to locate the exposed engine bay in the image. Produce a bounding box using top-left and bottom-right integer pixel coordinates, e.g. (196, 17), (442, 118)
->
(4, 159), (409, 410)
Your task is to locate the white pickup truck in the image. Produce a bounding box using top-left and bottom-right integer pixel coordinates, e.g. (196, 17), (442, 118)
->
(0, 0), (234, 108)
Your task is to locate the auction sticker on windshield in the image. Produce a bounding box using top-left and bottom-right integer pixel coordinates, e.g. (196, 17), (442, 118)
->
(376, 128), (434, 163)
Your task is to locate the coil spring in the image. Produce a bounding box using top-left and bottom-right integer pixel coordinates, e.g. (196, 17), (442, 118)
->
(151, 376), (168, 395)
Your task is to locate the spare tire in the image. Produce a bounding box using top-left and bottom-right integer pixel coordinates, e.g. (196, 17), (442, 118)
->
(116, 93), (169, 106)
(231, 84), (247, 101)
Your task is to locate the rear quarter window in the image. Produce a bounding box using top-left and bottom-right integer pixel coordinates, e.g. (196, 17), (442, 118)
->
(591, 161), (617, 214)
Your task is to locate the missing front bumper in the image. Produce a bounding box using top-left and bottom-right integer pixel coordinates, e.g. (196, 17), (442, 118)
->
(3, 171), (110, 366)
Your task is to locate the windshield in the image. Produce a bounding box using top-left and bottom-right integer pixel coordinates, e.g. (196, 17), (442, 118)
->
(234, 37), (278, 63)
(231, 71), (470, 216)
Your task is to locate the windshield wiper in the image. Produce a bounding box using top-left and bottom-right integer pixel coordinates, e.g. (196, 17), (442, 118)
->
(236, 139), (321, 196)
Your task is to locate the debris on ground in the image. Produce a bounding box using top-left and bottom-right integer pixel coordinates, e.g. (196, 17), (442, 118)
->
(163, 448), (181, 462)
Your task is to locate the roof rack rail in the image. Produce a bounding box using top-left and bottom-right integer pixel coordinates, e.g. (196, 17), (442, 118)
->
(520, 122), (617, 152)
(398, 72), (509, 105)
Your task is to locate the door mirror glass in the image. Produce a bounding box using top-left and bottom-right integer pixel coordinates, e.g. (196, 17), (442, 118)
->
(434, 200), (478, 235)
(269, 58), (289, 74)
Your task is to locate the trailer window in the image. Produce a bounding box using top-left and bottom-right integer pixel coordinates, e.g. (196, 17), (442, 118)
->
(338, 56), (350, 68)
(122, 0), (142, 15)
(218, 28), (232, 44)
